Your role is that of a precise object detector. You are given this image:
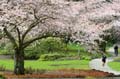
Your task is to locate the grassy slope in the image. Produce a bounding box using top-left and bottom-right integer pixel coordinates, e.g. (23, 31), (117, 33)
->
(108, 62), (120, 71)
(0, 59), (90, 70)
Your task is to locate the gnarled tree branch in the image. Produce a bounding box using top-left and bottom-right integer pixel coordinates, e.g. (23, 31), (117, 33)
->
(22, 16), (56, 42)
(3, 27), (18, 48)
(23, 31), (63, 48)
(23, 35), (49, 48)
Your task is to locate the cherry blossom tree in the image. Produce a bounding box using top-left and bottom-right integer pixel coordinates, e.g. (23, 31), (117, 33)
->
(0, 0), (75, 74)
(1, 0), (120, 75)
(70, 0), (120, 53)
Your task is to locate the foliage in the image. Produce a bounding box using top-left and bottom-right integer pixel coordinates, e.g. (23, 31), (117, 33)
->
(0, 40), (110, 60)
(0, 0), (74, 74)
(39, 53), (65, 61)
(36, 37), (65, 53)
(80, 56), (91, 60)
(67, 43), (84, 51)
(0, 59), (90, 70)
(0, 49), (13, 55)
(91, 53), (102, 59)
(0, 0), (119, 57)
(0, 0), (120, 74)
(58, 56), (80, 60)
(0, 42), (14, 55)
(24, 39), (88, 60)
(24, 50), (40, 60)
(0, 49), (9, 55)
(24, 37), (66, 59)
(0, 39), (91, 60)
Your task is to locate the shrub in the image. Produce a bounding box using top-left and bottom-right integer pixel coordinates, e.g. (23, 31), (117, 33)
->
(39, 37), (65, 53)
(0, 50), (8, 55)
(0, 42), (14, 55)
(91, 53), (102, 59)
(80, 56), (91, 60)
(24, 50), (40, 60)
(58, 56), (80, 60)
(39, 53), (65, 61)
(24, 37), (66, 60)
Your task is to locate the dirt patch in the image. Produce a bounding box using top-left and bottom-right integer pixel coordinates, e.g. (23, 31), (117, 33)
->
(1, 69), (114, 78)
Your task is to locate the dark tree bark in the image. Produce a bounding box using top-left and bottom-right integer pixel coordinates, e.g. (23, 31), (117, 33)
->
(3, 16), (59, 75)
(14, 48), (24, 75)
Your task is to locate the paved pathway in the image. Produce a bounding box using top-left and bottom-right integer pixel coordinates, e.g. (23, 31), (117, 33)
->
(89, 47), (120, 76)
(0, 55), (12, 59)
(107, 47), (115, 56)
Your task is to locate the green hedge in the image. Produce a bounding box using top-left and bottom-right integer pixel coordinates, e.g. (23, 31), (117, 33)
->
(39, 53), (65, 61)
(24, 51), (40, 60)
(80, 55), (91, 60)
(23, 37), (66, 60)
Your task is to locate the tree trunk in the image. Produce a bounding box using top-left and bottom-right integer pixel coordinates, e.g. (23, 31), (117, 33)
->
(14, 48), (24, 75)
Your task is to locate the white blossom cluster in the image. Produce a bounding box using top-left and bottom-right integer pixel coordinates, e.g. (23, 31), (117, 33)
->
(0, 0), (120, 53)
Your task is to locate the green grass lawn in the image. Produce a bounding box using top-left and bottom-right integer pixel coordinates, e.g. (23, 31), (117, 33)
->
(0, 59), (90, 70)
(108, 62), (120, 71)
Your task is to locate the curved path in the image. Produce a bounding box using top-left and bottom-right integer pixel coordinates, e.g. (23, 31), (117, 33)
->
(89, 57), (120, 75)
(89, 47), (120, 76)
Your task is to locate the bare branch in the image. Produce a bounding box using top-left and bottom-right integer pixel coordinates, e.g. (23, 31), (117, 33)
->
(23, 35), (49, 48)
(16, 27), (21, 45)
(22, 15), (56, 41)
(3, 27), (17, 48)
(33, 9), (39, 20)
(8, 23), (22, 45)
(23, 31), (63, 48)
(7, 0), (10, 3)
